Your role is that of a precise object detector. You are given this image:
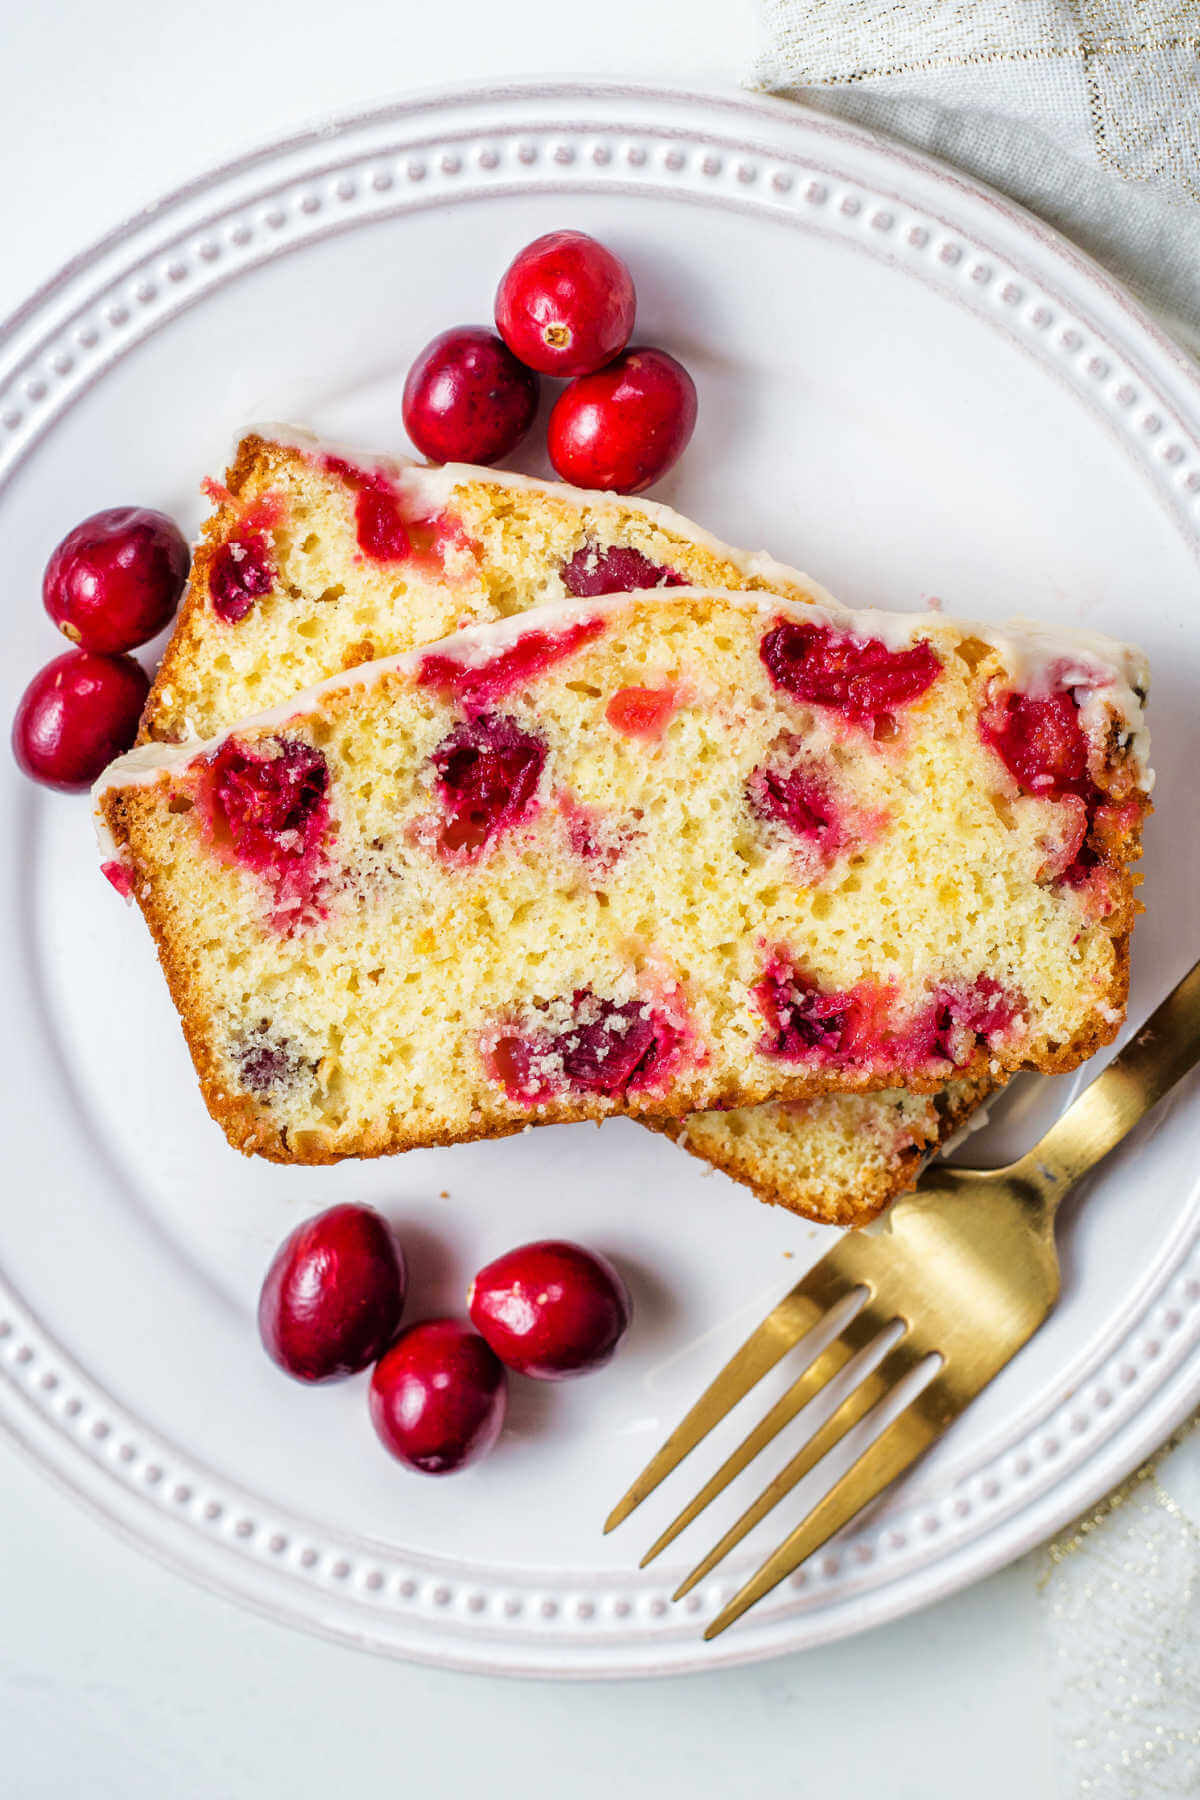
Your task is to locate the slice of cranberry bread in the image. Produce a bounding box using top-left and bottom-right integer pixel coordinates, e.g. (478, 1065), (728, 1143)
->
(141, 430), (823, 745)
(98, 587), (1150, 1164)
(657, 1075), (995, 1227)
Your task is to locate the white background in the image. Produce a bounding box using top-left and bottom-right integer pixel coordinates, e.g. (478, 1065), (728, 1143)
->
(0, 1), (1061, 1793)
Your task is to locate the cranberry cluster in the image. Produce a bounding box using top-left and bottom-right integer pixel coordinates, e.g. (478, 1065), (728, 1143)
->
(259, 1204), (631, 1476)
(402, 230), (697, 493)
(13, 508), (190, 790)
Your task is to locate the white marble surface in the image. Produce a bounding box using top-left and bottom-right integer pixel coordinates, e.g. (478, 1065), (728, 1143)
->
(0, 0), (1066, 1791)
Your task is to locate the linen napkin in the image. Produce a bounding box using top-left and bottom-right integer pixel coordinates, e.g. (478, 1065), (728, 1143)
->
(749, 1), (1200, 352)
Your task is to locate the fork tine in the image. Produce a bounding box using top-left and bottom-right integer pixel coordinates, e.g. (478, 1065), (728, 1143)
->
(703, 1365), (964, 1639)
(638, 1296), (886, 1568)
(604, 1257), (859, 1534)
(673, 1326), (927, 1599)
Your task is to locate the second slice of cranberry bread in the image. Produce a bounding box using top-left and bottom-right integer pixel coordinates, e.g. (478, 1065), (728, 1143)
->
(141, 430), (823, 745)
(98, 587), (1150, 1164)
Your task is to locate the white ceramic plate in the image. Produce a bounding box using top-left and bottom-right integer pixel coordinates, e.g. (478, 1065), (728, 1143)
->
(2, 82), (1199, 1679)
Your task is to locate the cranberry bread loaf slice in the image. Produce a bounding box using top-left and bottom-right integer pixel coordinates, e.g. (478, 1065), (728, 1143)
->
(141, 429), (823, 745)
(99, 587), (1150, 1164)
(658, 1075), (995, 1227)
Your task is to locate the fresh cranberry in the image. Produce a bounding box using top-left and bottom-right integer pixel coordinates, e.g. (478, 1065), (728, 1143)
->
(417, 615), (606, 704)
(755, 960), (894, 1065)
(486, 989), (683, 1104)
(979, 689), (1093, 801)
(561, 542), (685, 598)
(43, 506), (189, 654)
(468, 1240), (631, 1380)
(760, 620), (942, 733)
(209, 534), (274, 623)
(548, 347), (697, 494)
(258, 1204), (407, 1384)
(369, 1320), (507, 1475)
(12, 650), (149, 791)
(494, 230), (636, 377)
(403, 327), (539, 466)
(199, 736), (330, 903)
(605, 684), (679, 740)
(430, 713), (545, 857)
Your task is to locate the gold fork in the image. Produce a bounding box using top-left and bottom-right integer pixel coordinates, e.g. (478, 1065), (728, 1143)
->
(606, 955), (1200, 1640)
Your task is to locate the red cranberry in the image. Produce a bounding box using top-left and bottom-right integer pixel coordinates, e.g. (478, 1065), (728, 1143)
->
(12, 650), (149, 791)
(755, 960), (894, 1065)
(906, 977), (1020, 1071)
(979, 689), (1093, 801)
(494, 230), (636, 377)
(209, 534), (274, 623)
(417, 615), (606, 705)
(403, 327), (539, 466)
(548, 347), (697, 493)
(760, 619), (942, 733)
(369, 1319), (507, 1474)
(560, 541), (684, 597)
(430, 712), (546, 857)
(749, 764), (838, 845)
(486, 989), (682, 1104)
(323, 458), (414, 563)
(258, 1203), (407, 1384)
(43, 507), (189, 654)
(469, 1239), (631, 1380)
(199, 736), (329, 897)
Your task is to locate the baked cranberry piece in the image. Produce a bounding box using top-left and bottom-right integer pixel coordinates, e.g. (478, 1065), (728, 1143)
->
(979, 688), (1093, 801)
(209, 534), (274, 623)
(403, 327), (539, 466)
(749, 760), (842, 851)
(322, 456), (415, 563)
(13, 650), (149, 791)
(200, 736), (330, 898)
(235, 1024), (314, 1097)
(258, 1204), (407, 1384)
(430, 713), (546, 856)
(43, 506), (189, 653)
(560, 794), (629, 871)
(906, 977), (1020, 1071)
(469, 1240), (631, 1379)
(605, 684), (680, 740)
(486, 989), (683, 1104)
(495, 230), (636, 376)
(760, 619), (941, 733)
(561, 542), (685, 598)
(548, 348), (697, 494)
(417, 615), (606, 705)
(755, 960), (893, 1065)
(369, 1319), (507, 1474)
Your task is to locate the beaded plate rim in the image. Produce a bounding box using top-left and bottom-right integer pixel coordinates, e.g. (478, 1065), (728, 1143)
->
(2, 80), (1199, 1678)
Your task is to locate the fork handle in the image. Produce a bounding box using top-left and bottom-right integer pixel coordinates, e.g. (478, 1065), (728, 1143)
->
(1014, 955), (1200, 1204)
